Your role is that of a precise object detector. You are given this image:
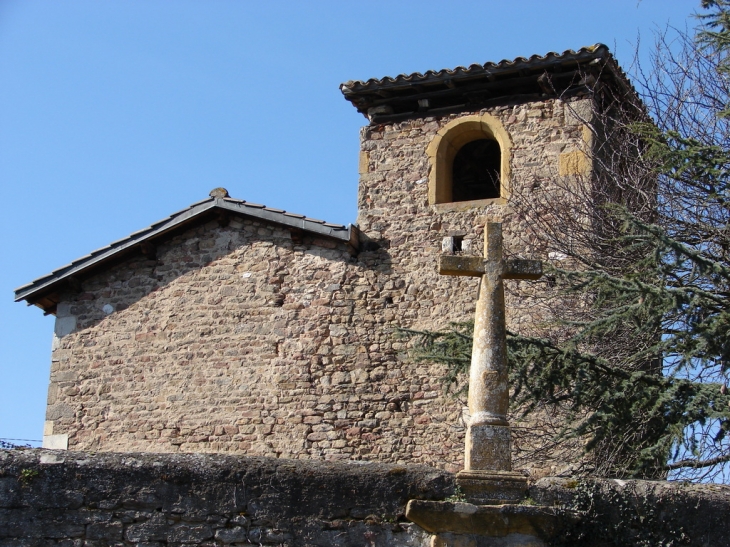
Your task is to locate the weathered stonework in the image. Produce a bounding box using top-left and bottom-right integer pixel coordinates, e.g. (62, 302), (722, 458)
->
(0, 449), (451, 546)
(2, 450), (728, 546)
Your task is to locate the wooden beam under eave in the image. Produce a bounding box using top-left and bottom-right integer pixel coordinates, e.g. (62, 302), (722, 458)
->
(347, 225), (361, 257)
(29, 294), (59, 316)
(363, 72), (562, 110)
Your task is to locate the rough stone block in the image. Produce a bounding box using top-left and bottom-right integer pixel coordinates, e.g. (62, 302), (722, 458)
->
(167, 524), (213, 543)
(125, 514), (170, 542)
(558, 149), (590, 176)
(54, 316), (77, 338)
(214, 526), (249, 543)
(406, 500), (567, 541)
(42, 435), (69, 450)
(0, 479), (21, 509)
(464, 424), (511, 472)
(85, 522), (123, 541)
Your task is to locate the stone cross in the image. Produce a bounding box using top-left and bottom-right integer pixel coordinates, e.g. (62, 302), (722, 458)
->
(439, 223), (542, 474)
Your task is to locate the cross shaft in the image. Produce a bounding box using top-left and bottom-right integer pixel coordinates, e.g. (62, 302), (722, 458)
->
(439, 223), (542, 473)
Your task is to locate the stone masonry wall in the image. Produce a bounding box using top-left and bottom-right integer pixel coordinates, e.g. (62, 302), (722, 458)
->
(357, 98), (593, 325)
(47, 97), (594, 476)
(0, 449), (450, 546)
(2, 450), (729, 547)
(49, 215), (469, 468)
(354, 97), (595, 472)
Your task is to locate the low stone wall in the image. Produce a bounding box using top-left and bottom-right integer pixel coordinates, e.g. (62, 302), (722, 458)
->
(2, 449), (729, 546)
(0, 449), (451, 546)
(531, 477), (730, 547)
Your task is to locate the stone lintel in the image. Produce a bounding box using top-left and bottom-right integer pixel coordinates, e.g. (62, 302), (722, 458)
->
(504, 259), (542, 280)
(405, 499), (569, 538)
(439, 255), (485, 277)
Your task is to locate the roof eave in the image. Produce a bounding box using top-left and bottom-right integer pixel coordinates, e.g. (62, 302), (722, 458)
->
(15, 197), (358, 311)
(340, 45), (637, 120)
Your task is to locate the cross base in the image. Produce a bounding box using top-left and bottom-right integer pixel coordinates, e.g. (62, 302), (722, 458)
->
(465, 423), (512, 471)
(405, 499), (574, 547)
(456, 470), (528, 505)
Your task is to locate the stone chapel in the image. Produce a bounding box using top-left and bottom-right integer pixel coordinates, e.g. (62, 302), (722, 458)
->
(15, 45), (637, 477)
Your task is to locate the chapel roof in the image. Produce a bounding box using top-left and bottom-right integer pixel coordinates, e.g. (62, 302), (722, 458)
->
(340, 44), (637, 122)
(15, 188), (359, 314)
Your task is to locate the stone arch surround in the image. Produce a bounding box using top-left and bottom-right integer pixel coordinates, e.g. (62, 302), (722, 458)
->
(425, 113), (512, 207)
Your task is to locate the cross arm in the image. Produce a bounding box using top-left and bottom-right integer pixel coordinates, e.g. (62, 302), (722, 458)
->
(439, 255), (486, 277)
(503, 259), (542, 280)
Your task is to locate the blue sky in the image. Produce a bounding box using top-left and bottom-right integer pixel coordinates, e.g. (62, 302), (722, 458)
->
(0, 0), (698, 445)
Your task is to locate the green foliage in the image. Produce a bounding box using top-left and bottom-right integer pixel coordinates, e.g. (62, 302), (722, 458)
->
(700, 1), (730, 84)
(444, 484), (467, 503)
(508, 323), (730, 479)
(403, 312), (730, 479)
(399, 322), (473, 396)
(18, 468), (39, 485)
